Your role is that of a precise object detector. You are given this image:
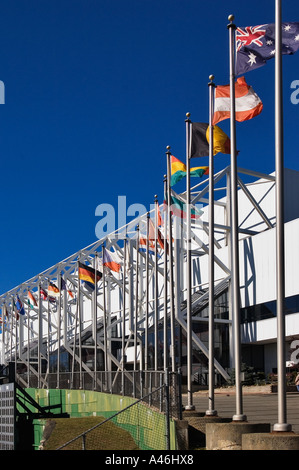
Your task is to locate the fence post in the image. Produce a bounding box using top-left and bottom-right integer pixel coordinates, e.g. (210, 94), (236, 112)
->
(178, 367), (183, 420)
(149, 373), (152, 406)
(159, 373), (163, 412)
(133, 371), (136, 398)
(164, 368), (170, 450)
(82, 433), (86, 450)
(140, 370), (143, 398)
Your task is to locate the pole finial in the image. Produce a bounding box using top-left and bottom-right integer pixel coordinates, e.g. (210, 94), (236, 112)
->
(227, 14), (236, 30)
(185, 112), (191, 123)
(208, 75), (216, 88)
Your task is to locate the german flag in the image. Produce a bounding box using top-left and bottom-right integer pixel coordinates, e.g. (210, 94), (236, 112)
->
(78, 262), (102, 288)
(48, 281), (60, 298)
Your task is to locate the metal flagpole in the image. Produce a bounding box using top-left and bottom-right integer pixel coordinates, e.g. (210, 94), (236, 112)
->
(273, 0), (291, 432)
(166, 147), (176, 373)
(102, 246), (108, 376)
(71, 264), (79, 389)
(78, 268), (83, 389)
(1, 306), (4, 368)
(47, 286), (50, 385)
(57, 269), (61, 389)
(185, 113), (195, 410)
(62, 275), (67, 350)
(10, 302), (13, 364)
(94, 253), (98, 390)
(163, 176), (168, 371)
(122, 238), (127, 393)
(134, 225), (140, 371)
(228, 14), (246, 421)
(154, 197), (159, 371)
(38, 282), (42, 389)
(14, 298), (17, 380)
(206, 74), (217, 416)
(145, 214), (150, 371)
(19, 297), (24, 369)
(2, 306), (6, 378)
(27, 299), (30, 387)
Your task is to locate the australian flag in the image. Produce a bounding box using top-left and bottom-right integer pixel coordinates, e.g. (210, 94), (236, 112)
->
(235, 22), (299, 75)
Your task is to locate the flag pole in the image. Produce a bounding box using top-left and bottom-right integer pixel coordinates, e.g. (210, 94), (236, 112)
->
(206, 74), (217, 416)
(273, 0), (291, 432)
(145, 214), (149, 371)
(134, 225), (140, 372)
(38, 282), (42, 389)
(94, 252), (98, 390)
(166, 147), (176, 373)
(14, 297), (17, 380)
(57, 267), (61, 389)
(27, 297), (30, 387)
(9, 301), (12, 364)
(154, 197), (159, 371)
(47, 284), (50, 384)
(185, 112), (195, 410)
(1, 306), (5, 376)
(163, 175), (168, 371)
(228, 14), (246, 421)
(121, 237), (127, 394)
(102, 246), (108, 374)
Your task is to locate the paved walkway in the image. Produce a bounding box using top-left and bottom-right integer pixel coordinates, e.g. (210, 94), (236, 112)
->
(182, 391), (299, 433)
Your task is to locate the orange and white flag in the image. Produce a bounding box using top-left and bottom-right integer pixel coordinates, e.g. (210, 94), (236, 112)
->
(213, 76), (263, 125)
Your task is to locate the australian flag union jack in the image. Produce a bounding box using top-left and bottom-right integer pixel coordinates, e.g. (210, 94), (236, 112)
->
(235, 22), (299, 75)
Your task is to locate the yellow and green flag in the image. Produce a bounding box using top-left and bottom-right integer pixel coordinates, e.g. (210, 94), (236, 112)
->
(170, 155), (208, 186)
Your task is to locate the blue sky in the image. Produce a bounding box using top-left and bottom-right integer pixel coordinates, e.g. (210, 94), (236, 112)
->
(0, 0), (299, 294)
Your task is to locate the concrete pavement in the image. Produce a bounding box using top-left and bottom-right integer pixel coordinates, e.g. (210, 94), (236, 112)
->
(182, 391), (299, 434)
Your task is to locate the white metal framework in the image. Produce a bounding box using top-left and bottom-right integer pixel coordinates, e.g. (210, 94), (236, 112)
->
(0, 166), (276, 394)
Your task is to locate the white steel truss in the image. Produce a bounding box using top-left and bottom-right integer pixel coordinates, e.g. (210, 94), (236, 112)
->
(0, 166), (276, 390)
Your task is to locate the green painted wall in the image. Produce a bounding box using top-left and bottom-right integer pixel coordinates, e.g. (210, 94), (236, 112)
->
(18, 388), (177, 451)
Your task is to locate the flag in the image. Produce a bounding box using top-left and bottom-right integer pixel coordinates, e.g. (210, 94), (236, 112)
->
(191, 123), (231, 158)
(235, 23), (299, 76)
(169, 189), (202, 220)
(103, 249), (121, 273)
(28, 290), (37, 308)
(139, 236), (155, 256)
(40, 287), (48, 300)
(157, 202), (162, 227)
(78, 261), (102, 291)
(61, 277), (74, 298)
(48, 281), (60, 298)
(15, 295), (25, 316)
(13, 300), (19, 320)
(148, 218), (165, 250)
(170, 155), (209, 186)
(212, 76), (263, 125)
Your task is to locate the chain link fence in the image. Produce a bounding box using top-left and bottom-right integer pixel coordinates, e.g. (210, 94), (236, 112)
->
(55, 381), (173, 450)
(17, 369), (182, 419)
(15, 368), (182, 450)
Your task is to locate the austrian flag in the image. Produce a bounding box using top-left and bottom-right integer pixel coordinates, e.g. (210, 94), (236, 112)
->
(212, 76), (263, 125)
